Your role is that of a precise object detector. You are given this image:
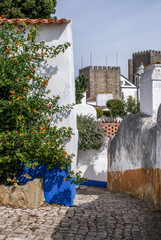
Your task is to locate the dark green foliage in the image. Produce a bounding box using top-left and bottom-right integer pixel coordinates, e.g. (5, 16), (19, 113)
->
(0, 0), (57, 19)
(103, 110), (111, 117)
(125, 96), (140, 114)
(96, 108), (103, 119)
(75, 75), (88, 104)
(77, 115), (105, 151)
(106, 99), (126, 120)
(0, 21), (86, 186)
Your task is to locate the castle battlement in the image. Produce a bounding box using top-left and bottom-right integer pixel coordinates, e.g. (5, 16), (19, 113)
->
(133, 50), (161, 56)
(79, 65), (121, 100)
(79, 66), (92, 71)
(80, 66), (120, 71)
(129, 49), (161, 83)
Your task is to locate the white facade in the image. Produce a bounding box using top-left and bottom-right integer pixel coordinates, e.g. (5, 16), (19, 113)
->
(75, 104), (97, 120)
(140, 64), (161, 121)
(120, 75), (137, 101)
(96, 93), (113, 106)
(75, 91), (97, 119)
(37, 21), (78, 171)
(75, 92), (107, 184)
(77, 139), (108, 183)
(134, 63), (145, 101)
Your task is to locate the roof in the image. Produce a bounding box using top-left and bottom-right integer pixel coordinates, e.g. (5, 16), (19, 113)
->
(120, 75), (136, 88)
(86, 95), (96, 102)
(87, 103), (107, 110)
(0, 18), (71, 25)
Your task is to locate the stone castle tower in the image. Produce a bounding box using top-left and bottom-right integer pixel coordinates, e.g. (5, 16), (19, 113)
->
(128, 50), (161, 83)
(79, 66), (121, 100)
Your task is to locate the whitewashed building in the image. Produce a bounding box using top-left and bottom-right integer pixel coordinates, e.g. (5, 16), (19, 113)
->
(120, 75), (137, 102)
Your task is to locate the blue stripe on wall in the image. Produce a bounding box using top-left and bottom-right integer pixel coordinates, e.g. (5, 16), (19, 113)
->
(81, 180), (107, 188)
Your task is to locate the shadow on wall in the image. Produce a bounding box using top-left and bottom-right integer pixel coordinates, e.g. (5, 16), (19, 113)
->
(77, 138), (109, 184)
(18, 164), (76, 206)
(39, 61), (58, 79)
(83, 164), (107, 181)
(38, 61), (72, 124)
(77, 149), (101, 166)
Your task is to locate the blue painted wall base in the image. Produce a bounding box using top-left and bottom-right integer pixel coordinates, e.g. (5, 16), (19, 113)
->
(81, 179), (107, 188)
(18, 164), (76, 206)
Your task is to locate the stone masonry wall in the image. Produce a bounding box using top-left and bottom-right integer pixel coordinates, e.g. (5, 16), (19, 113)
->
(106, 67), (121, 99)
(128, 59), (133, 82)
(79, 66), (121, 100)
(128, 50), (161, 83)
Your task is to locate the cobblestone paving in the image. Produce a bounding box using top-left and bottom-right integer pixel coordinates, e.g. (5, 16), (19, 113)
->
(0, 186), (161, 240)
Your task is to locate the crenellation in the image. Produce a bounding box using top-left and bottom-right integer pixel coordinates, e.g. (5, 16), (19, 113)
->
(80, 65), (121, 100)
(79, 66), (90, 71)
(128, 50), (161, 83)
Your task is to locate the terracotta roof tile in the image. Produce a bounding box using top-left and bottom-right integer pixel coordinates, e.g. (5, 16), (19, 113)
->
(0, 18), (71, 25)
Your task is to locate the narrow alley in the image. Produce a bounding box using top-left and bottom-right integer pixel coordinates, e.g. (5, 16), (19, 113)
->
(0, 186), (161, 240)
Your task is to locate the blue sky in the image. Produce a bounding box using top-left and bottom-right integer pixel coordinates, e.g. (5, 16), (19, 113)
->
(56, 0), (161, 78)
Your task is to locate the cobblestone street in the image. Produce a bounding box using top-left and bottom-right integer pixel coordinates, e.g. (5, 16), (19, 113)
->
(0, 186), (161, 240)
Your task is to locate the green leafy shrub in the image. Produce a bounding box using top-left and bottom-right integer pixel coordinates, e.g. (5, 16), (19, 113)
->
(75, 75), (88, 104)
(96, 108), (103, 119)
(0, 19), (85, 185)
(103, 110), (111, 118)
(106, 99), (126, 121)
(125, 96), (140, 114)
(77, 115), (105, 151)
(0, 0), (57, 19)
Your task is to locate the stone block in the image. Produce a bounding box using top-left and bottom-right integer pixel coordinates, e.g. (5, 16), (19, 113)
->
(0, 178), (44, 209)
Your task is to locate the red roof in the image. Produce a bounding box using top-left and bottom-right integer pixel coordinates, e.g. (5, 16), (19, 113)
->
(0, 18), (71, 25)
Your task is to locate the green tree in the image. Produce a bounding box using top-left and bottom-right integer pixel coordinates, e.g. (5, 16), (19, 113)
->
(0, 19), (86, 185)
(75, 75), (88, 104)
(96, 108), (103, 119)
(125, 96), (140, 114)
(106, 99), (126, 121)
(0, 0), (57, 19)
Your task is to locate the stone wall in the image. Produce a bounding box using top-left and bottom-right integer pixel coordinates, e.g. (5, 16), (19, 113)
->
(79, 66), (121, 100)
(0, 179), (44, 209)
(128, 59), (133, 82)
(128, 50), (161, 83)
(108, 112), (161, 210)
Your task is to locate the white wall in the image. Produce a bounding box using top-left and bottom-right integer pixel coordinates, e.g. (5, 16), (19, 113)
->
(37, 22), (78, 171)
(140, 64), (161, 121)
(77, 138), (108, 182)
(81, 92), (87, 104)
(75, 95), (107, 184)
(121, 88), (137, 102)
(75, 104), (97, 120)
(96, 93), (113, 106)
(120, 75), (137, 102)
